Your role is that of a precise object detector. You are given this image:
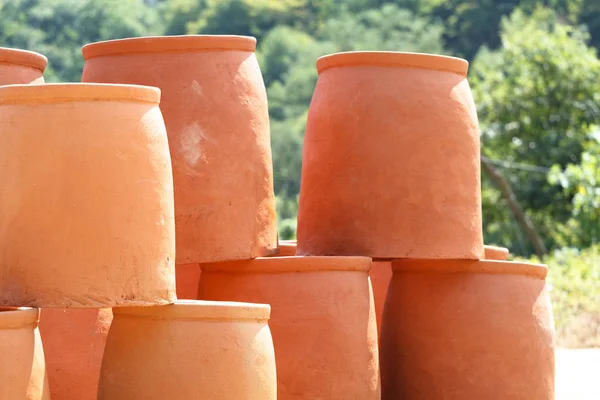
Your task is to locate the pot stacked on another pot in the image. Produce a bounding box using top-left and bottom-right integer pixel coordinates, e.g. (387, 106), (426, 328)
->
(295, 51), (556, 400)
(79, 35), (278, 400)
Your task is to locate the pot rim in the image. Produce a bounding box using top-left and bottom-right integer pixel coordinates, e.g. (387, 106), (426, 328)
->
(0, 83), (161, 105)
(391, 259), (548, 279)
(82, 35), (256, 60)
(0, 307), (39, 329)
(201, 256), (371, 273)
(113, 300), (271, 321)
(483, 245), (510, 260)
(0, 47), (48, 72)
(316, 51), (468, 76)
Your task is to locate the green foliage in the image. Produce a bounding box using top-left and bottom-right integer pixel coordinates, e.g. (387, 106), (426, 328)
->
(471, 7), (600, 254)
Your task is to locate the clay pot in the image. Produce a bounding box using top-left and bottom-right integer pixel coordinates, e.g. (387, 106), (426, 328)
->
(39, 308), (113, 400)
(0, 47), (47, 85)
(380, 259), (555, 399)
(0, 83), (176, 307)
(484, 245), (509, 260)
(99, 300), (276, 400)
(198, 256), (380, 400)
(297, 52), (483, 259)
(372, 244), (509, 336)
(175, 264), (201, 299)
(0, 307), (50, 400)
(370, 261), (392, 336)
(82, 35), (278, 264)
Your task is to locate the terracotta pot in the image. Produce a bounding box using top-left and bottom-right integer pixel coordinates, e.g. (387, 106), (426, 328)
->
(0, 47), (47, 85)
(297, 52), (483, 259)
(175, 264), (201, 299)
(0, 307), (50, 400)
(372, 244), (509, 337)
(0, 83), (176, 307)
(484, 245), (509, 260)
(380, 259), (555, 399)
(39, 308), (113, 400)
(370, 261), (392, 336)
(82, 35), (277, 264)
(198, 256), (380, 400)
(267, 240), (297, 257)
(99, 300), (276, 400)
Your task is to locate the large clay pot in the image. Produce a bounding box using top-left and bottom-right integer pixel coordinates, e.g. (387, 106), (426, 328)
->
(0, 83), (176, 307)
(0, 47), (46, 84)
(82, 35), (277, 264)
(373, 244), (510, 336)
(380, 259), (555, 399)
(297, 52), (483, 259)
(198, 256), (380, 400)
(484, 245), (509, 260)
(99, 300), (276, 400)
(175, 264), (201, 299)
(0, 307), (50, 400)
(39, 308), (113, 400)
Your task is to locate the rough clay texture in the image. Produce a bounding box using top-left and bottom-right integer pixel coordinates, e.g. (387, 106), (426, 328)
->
(373, 245), (509, 338)
(82, 36), (278, 264)
(380, 259), (555, 400)
(0, 84), (176, 307)
(0, 47), (46, 85)
(39, 308), (113, 400)
(175, 264), (201, 299)
(98, 301), (277, 400)
(0, 308), (50, 400)
(198, 256), (380, 400)
(297, 52), (483, 259)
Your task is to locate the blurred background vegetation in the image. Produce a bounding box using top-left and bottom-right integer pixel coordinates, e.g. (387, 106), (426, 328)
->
(1, 0), (598, 346)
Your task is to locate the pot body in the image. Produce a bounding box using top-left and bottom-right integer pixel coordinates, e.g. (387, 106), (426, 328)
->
(0, 84), (176, 307)
(39, 308), (113, 400)
(175, 264), (201, 299)
(82, 35), (277, 264)
(98, 300), (276, 400)
(370, 261), (392, 336)
(0, 307), (50, 400)
(198, 256), (380, 400)
(0, 47), (47, 84)
(297, 52), (483, 259)
(380, 259), (555, 400)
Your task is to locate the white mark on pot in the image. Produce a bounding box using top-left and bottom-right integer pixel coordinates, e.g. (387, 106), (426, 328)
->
(190, 80), (203, 96)
(180, 122), (207, 168)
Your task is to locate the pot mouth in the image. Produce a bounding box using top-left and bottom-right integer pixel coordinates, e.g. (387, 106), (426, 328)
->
(0, 47), (48, 72)
(82, 35), (256, 60)
(113, 300), (270, 321)
(316, 51), (468, 76)
(0, 83), (161, 105)
(391, 259), (548, 279)
(0, 307), (39, 329)
(483, 245), (510, 261)
(201, 256), (371, 273)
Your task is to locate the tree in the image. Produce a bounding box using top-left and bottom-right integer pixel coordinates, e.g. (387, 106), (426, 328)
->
(471, 7), (600, 255)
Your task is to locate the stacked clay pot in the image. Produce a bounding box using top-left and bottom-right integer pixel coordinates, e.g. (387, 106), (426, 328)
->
(380, 260), (555, 399)
(99, 300), (277, 400)
(297, 52), (483, 259)
(0, 47), (46, 85)
(39, 308), (113, 400)
(82, 35), (278, 303)
(295, 51), (556, 399)
(198, 256), (380, 400)
(0, 307), (50, 400)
